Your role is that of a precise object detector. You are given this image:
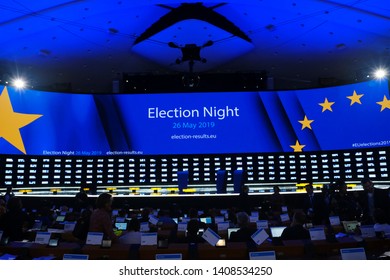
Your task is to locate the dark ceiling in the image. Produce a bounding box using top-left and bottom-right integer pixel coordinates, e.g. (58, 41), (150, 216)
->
(0, 0), (389, 92)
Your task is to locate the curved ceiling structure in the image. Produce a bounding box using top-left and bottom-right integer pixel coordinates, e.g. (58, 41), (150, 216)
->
(0, 0), (389, 92)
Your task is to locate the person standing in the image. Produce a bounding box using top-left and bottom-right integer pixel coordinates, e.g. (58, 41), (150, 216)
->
(89, 193), (119, 241)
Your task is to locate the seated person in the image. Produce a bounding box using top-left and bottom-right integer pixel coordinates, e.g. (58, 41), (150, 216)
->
(0, 197), (29, 241)
(186, 219), (204, 243)
(281, 211), (310, 240)
(330, 182), (359, 221)
(120, 218), (141, 244)
(230, 212), (256, 242)
(188, 208), (207, 230)
(373, 209), (390, 235)
(138, 208), (151, 223)
(89, 193), (118, 242)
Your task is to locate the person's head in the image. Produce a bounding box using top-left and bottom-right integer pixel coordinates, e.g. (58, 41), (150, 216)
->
(95, 193), (113, 211)
(305, 184), (313, 195)
(374, 209), (387, 224)
(141, 208), (150, 219)
(7, 196), (22, 212)
(241, 185), (249, 194)
(361, 178), (374, 192)
(273, 186), (280, 194)
(291, 211), (306, 226)
(6, 186), (13, 193)
(236, 212), (250, 228)
(128, 218), (140, 231)
(187, 219), (200, 236)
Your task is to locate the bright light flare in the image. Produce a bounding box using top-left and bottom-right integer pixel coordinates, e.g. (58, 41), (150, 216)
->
(12, 78), (27, 89)
(374, 68), (388, 79)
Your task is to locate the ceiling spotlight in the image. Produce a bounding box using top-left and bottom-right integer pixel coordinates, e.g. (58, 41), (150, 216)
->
(13, 78), (26, 89)
(374, 68), (388, 79)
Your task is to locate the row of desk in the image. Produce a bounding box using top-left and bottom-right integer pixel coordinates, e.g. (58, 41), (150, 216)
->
(1, 236), (389, 260)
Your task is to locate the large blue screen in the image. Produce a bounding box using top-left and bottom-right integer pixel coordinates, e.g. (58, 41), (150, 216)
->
(0, 80), (389, 156)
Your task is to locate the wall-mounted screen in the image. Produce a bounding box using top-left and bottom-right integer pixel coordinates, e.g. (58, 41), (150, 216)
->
(1, 80), (389, 156)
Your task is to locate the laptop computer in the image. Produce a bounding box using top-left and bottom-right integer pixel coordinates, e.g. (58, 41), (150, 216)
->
(270, 226), (286, 238)
(115, 222), (128, 231)
(215, 239), (226, 247)
(200, 217), (212, 224)
(56, 215), (66, 222)
(227, 228), (240, 240)
(340, 248), (366, 260)
(342, 221), (360, 233)
(360, 225), (375, 238)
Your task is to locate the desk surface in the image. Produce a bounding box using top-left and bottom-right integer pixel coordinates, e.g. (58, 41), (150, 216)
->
(1, 237), (389, 260)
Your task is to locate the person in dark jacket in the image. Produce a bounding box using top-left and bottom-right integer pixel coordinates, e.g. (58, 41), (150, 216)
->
(281, 211), (310, 240)
(358, 179), (390, 223)
(302, 184), (327, 225)
(0, 197), (28, 241)
(230, 212), (256, 242)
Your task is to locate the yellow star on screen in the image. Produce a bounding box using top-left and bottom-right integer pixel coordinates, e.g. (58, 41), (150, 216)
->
(347, 90), (364, 106)
(0, 87), (42, 154)
(290, 140), (305, 152)
(298, 115), (314, 130)
(319, 98), (335, 112)
(376, 95), (390, 112)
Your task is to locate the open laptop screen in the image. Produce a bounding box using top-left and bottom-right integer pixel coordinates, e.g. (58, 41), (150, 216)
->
(343, 221), (360, 233)
(227, 228), (240, 240)
(115, 222), (127, 231)
(270, 226), (286, 238)
(200, 217), (212, 224)
(56, 216), (66, 222)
